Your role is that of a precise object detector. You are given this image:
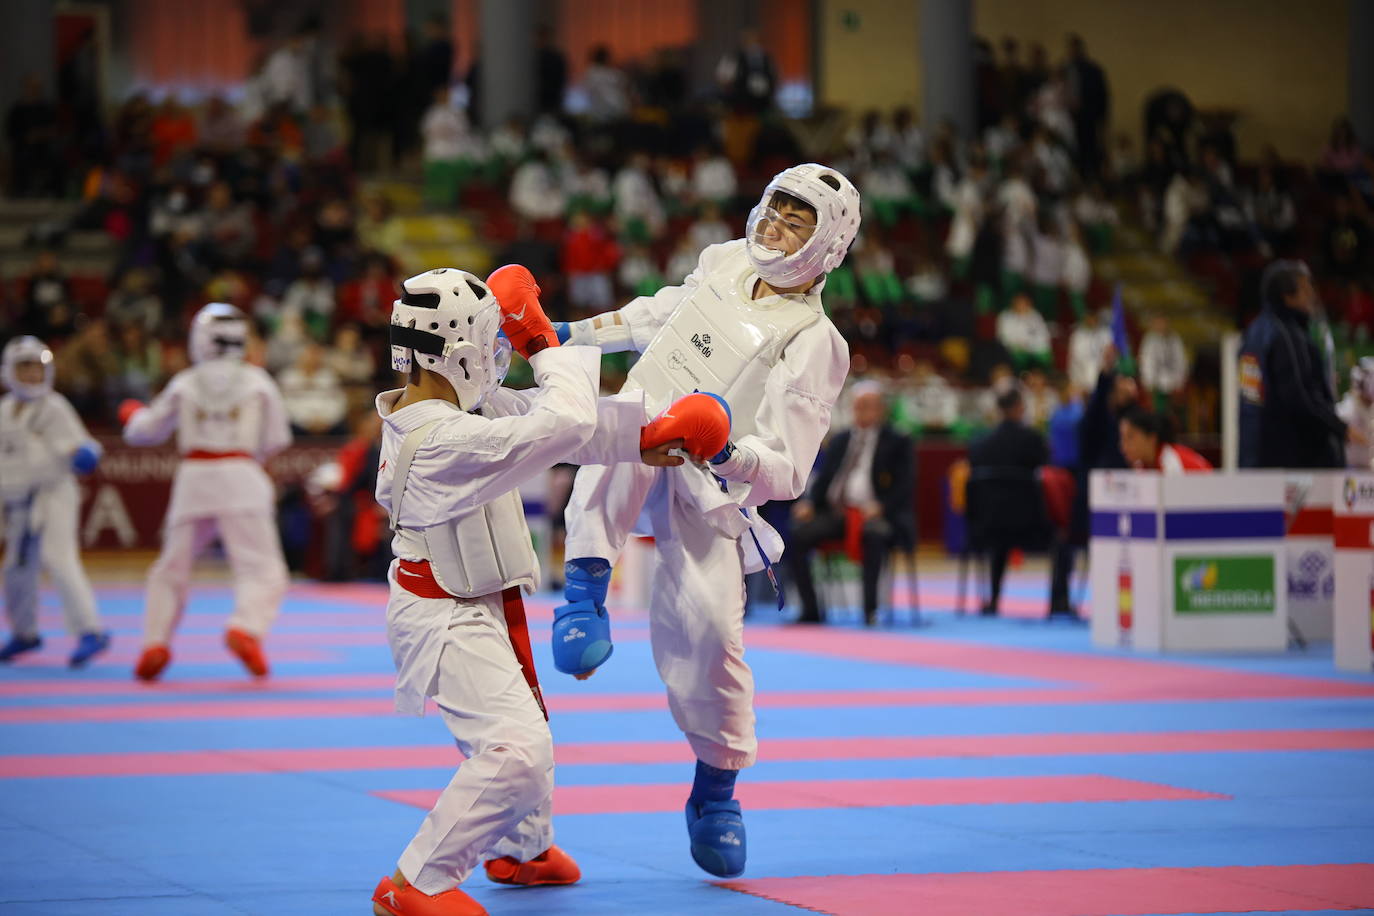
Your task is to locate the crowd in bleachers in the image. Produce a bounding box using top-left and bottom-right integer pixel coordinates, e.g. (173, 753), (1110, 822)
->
(3, 22), (1371, 457)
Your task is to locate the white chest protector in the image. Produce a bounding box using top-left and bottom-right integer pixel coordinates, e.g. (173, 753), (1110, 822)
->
(175, 362), (265, 454)
(626, 252), (821, 436)
(388, 419), (539, 599)
(0, 396), (59, 501)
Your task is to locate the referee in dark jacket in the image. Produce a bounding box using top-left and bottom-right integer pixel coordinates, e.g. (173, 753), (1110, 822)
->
(1239, 260), (1366, 468)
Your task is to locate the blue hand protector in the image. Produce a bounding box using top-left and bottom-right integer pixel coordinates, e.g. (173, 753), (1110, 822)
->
(552, 321), (572, 344)
(71, 442), (101, 475)
(552, 557), (614, 675)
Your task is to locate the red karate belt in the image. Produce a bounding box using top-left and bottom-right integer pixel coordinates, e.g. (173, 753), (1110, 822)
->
(183, 450), (254, 460)
(396, 559), (548, 720)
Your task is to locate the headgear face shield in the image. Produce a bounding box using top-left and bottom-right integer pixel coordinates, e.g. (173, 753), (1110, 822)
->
(744, 163), (861, 290)
(189, 303), (250, 364)
(389, 268), (509, 412)
(0, 336), (54, 401)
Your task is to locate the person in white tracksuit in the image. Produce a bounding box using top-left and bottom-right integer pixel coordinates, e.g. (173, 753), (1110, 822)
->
(1337, 357), (1374, 469)
(554, 163), (860, 878)
(368, 265), (727, 916)
(0, 336), (110, 668)
(120, 303), (292, 682)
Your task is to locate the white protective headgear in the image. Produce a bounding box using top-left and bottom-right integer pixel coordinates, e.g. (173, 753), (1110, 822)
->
(189, 302), (250, 364)
(389, 268), (511, 412)
(1, 335), (55, 401)
(1353, 356), (1374, 401)
(745, 162), (862, 290)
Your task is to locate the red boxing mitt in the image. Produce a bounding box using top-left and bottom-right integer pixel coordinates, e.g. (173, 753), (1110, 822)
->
(118, 399), (146, 426)
(640, 392), (732, 460)
(486, 264), (558, 358)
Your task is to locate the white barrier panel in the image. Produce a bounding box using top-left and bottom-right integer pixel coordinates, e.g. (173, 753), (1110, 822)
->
(1285, 472), (1336, 641)
(1333, 473), (1374, 673)
(1090, 470), (1289, 652)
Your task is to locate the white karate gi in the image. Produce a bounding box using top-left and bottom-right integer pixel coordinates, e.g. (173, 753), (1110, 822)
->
(376, 346), (645, 893)
(565, 240), (850, 769)
(124, 360), (292, 645)
(0, 391), (102, 638)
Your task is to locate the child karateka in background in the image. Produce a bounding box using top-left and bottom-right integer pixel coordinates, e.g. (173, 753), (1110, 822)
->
(0, 335), (110, 667)
(370, 265), (728, 916)
(120, 303), (292, 682)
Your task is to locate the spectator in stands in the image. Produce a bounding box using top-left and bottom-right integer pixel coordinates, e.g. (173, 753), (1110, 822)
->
(664, 236), (700, 284)
(947, 156), (988, 276)
(977, 362), (1018, 427)
(1245, 161), (1297, 255)
(266, 308), (311, 375)
(894, 358), (959, 434)
(337, 254), (397, 330)
(1320, 191), (1372, 280)
(906, 254), (949, 305)
(786, 381), (915, 626)
(561, 150), (612, 215)
(1022, 366), (1060, 430)
(105, 268), (163, 335)
(860, 148), (919, 229)
(716, 28), (776, 115)
(581, 45), (631, 123)
(1338, 358), (1374, 469)
(1067, 308), (1112, 391)
(421, 87), (472, 209)
(854, 234), (904, 309)
(199, 181), (256, 270)
(967, 387), (1048, 616)
(984, 111), (1021, 168)
(150, 96), (197, 167)
(690, 143), (737, 207)
(1047, 381), (1083, 469)
(1119, 405), (1212, 472)
(18, 249), (76, 341)
(262, 33), (312, 115)
(562, 209), (619, 313)
(1072, 180), (1119, 253)
(509, 148), (567, 222)
(1239, 260), (1365, 468)
(1061, 220), (1091, 318)
(997, 292), (1051, 370)
(111, 321), (161, 403)
(280, 248), (335, 338)
(1028, 212), (1066, 317)
(1320, 117), (1364, 180)
(617, 242), (662, 298)
(1064, 34), (1109, 178)
(687, 201), (732, 252)
(54, 317), (118, 420)
(6, 75), (58, 196)
(325, 322), (376, 402)
(1139, 314), (1189, 409)
(890, 106), (926, 171)
(612, 150), (664, 242)
(536, 25), (568, 114)
(357, 191), (403, 257)
(279, 341), (348, 436)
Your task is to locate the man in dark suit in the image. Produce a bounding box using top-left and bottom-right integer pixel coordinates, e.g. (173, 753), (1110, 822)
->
(787, 381), (915, 626)
(967, 388), (1049, 615)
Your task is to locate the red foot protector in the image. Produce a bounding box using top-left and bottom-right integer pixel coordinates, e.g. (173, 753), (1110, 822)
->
(377, 774), (1225, 816)
(719, 863), (1374, 916)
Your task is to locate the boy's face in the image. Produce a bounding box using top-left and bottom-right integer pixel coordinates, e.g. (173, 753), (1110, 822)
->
(15, 361), (44, 385)
(759, 199), (817, 256)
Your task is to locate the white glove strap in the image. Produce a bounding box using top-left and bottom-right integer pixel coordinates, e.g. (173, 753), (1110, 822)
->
(572, 311), (635, 352)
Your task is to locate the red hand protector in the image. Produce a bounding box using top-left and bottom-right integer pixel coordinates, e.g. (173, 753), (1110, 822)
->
(118, 399), (146, 426)
(486, 264), (558, 358)
(639, 392), (732, 460)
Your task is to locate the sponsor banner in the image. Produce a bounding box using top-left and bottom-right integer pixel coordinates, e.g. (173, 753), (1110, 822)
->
(1089, 511), (1158, 540)
(1163, 510), (1286, 540)
(1173, 555), (1277, 615)
(63, 437), (341, 550)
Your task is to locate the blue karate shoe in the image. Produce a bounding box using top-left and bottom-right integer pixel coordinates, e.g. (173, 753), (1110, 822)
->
(69, 631), (111, 668)
(685, 798), (747, 878)
(0, 634), (43, 662)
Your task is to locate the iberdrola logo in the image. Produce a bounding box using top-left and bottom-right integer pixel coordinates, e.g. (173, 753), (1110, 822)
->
(1180, 562), (1219, 593)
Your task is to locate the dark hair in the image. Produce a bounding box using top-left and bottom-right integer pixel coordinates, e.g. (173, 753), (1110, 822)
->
(1120, 404), (1175, 444)
(1261, 259), (1310, 310)
(767, 190), (817, 220)
(995, 388), (1023, 412)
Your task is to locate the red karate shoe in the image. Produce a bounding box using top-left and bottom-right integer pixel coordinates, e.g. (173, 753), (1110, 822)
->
(134, 645), (171, 682)
(371, 876), (487, 916)
(225, 628), (269, 679)
(483, 845), (581, 886)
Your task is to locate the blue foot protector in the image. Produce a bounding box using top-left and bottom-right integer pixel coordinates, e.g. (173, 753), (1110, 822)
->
(685, 760), (745, 877)
(685, 798), (747, 878)
(551, 557), (614, 676)
(69, 631), (111, 668)
(0, 634), (42, 662)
